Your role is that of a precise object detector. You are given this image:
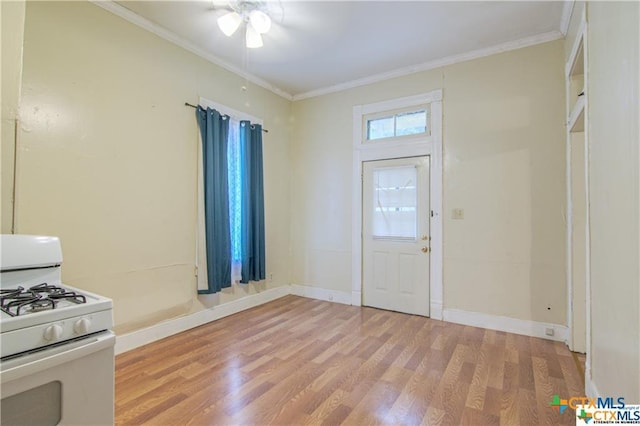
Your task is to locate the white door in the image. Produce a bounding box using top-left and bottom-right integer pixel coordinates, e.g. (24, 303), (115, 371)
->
(362, 156), (430, 316)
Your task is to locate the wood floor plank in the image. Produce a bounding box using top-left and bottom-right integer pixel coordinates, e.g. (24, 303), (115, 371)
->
(483, 386), (502, 417)
(461, 407), (500, 426)
(317, 403), (351, 426)
(341, 379), (403, 424)
(499, 361), (520, 425)
(487, 340), (506, 390)
(465, 343), (491, 410)
(559, 355), (585, 396)
(304, 388), (348, 424)
(115, 295), (586, 425)
(517, 388), (541, 426)
(532, 355), (565, 425)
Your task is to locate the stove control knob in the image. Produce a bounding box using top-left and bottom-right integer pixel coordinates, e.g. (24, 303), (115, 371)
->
(44, 324), (64, 341)
(74, 318), (91, 335)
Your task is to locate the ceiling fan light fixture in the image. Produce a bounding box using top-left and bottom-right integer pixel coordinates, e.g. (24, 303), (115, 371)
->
(249, 10), (271, 34)
(217, 11), (242, 37)
(246, 23), (263, 48)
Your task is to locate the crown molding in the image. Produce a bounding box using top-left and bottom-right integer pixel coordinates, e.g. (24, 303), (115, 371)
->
(560, 0), (575, 36)
(292, 30), (563, 101)
(89, 0), (293, 101)
(90, 1), (565, 104)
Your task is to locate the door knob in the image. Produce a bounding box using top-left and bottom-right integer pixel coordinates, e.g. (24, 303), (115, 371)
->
(421, 246), (430, 253)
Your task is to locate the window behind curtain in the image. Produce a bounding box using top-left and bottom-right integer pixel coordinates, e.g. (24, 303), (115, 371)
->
(196, 99), (263, 288)
(227, 118), (243, 281)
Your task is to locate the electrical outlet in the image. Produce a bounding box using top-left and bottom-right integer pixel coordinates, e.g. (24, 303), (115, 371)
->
(452, 208), (464, 220)
(268, 273), (273, 283)
(545, 327), (554, 337)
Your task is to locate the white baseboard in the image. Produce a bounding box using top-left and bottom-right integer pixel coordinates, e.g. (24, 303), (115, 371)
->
(115, 286), (289, 354)
(290, 284), (352, 305)
(430, 300), (443, 320)
(442, 308), (569, 342)
(116, 285), (571, 355)
(585, 373), (599, 398)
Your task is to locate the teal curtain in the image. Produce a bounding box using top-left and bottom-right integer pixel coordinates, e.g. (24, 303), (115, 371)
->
(239, 121), (266, 283)
(196, 106), (232, 293)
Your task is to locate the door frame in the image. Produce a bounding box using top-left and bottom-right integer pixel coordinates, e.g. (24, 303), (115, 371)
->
(352, 90), (443, 319)
(565, 7), (590, 367)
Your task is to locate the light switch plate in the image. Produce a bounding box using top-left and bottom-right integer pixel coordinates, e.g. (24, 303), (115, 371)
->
(452, 208), (464, 220)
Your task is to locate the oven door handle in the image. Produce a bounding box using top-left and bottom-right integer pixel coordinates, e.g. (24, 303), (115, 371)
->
(0, 331), (115, 383)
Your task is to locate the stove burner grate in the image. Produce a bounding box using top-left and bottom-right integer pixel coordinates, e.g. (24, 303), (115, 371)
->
(49, 291), (86, 304)
(0, 283), (87, 317)
(30, 283), (67, 295)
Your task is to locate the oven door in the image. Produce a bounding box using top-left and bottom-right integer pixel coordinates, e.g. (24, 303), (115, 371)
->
(1, 331), (115, 426)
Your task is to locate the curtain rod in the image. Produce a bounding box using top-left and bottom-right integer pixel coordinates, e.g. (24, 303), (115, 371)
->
(185, 103), (269, 133)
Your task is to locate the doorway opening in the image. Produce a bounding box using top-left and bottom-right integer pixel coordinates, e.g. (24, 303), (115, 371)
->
(351, 90), (443, 319)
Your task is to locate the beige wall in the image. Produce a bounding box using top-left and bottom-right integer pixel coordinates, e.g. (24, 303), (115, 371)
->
(587, 1), (640, 400)
(16, 1), (292, 334)
(1, 0), (26, 233)
(291, 41), (567, 325)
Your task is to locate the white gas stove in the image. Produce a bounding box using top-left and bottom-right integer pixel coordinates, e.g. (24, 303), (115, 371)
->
(0, 235), (113, 358)
(1, 234), (115, 425)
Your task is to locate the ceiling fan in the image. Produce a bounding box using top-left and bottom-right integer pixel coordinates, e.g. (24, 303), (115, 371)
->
(212, 1), (278, 48)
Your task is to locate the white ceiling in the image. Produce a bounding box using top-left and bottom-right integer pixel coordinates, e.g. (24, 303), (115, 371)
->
(110, 1), (568, 99)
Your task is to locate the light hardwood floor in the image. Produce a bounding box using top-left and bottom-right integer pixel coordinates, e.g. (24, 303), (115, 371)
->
(115, 295), (585, 425)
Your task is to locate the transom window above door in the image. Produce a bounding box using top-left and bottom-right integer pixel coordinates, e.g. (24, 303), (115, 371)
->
(364, 106), (430, 142)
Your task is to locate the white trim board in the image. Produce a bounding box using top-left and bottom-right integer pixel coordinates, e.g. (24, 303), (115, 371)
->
(116, 283), (570, 355)
(443, 308), (569, 343)
(564, 7), (590, 363)
(114, 286), (289, 354)
(293, 31), (562, 101)
(352, 90), (444, 321)
(290, 284), (352, 306)
(89, 1), (561, 103)
(560, 0), (575, 36)
(430, 300), (443, 321)
(585, 375), (599, 398)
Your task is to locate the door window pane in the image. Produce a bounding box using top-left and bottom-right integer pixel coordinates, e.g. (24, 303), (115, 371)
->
(372, 166), (417, 240)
